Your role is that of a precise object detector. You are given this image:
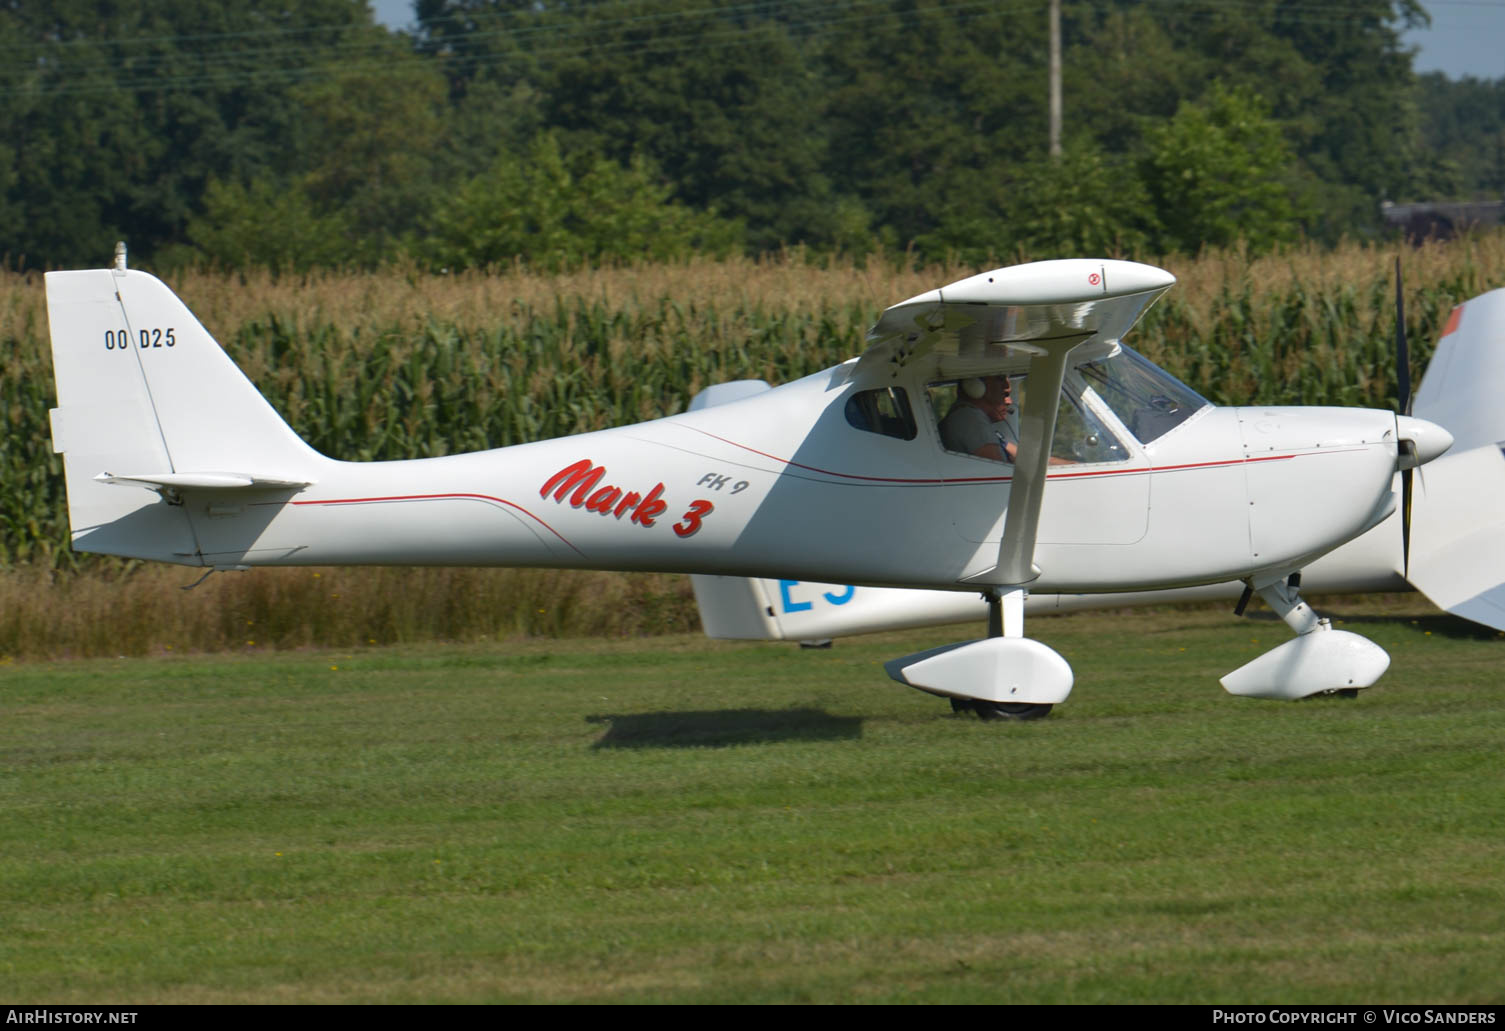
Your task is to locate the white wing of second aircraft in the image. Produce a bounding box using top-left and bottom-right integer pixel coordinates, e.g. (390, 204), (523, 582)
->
(1406, 289), (1505, 630)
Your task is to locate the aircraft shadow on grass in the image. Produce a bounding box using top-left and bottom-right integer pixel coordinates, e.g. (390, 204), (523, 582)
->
(585, 708), (863, 749)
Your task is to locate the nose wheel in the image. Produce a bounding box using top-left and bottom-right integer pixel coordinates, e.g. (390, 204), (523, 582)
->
(1222, 577), (1390, 700)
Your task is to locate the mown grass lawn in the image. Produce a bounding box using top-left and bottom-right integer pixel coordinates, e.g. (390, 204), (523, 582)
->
(2, 599), (1501, 1003)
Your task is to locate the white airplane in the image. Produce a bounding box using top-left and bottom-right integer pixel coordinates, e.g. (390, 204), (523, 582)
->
(46, 249), (1453, 719)
(692, 282), (1505, 708)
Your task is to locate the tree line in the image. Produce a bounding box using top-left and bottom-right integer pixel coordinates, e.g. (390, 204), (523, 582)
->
(0, 0), (1491, 272)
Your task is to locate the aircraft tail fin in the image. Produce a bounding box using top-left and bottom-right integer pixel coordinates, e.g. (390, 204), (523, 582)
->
(690, 575), (783, 639)
(46, 262), (324, 562)
(691, 575), (984, 641)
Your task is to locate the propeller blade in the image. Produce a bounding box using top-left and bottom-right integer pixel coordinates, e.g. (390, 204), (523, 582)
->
(1395, 256), (1411, 416)
(1401, 465), (1413, 578)
(1395, 256), (1413, 576)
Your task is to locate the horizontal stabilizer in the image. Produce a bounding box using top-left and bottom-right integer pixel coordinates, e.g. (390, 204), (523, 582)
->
(96, 472), (315, 491)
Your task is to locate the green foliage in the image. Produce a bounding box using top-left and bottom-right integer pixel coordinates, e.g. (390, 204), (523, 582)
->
(1416, 72), (1505, 198)
(819, 0), (1045, 251)
(0, 0), (1465, 269)
(188, 177), (356, 272)
(290, 38), (450, 247)
(522, 0), (840, 251)
(0, 294), (65, 568)
(0, 0), (376, 268)
(915, 82), (1310, 262)
(1142, 85), (1301, 254)
(417, 135), (742, 272)
(921, 142), (1153, 263)
(1068, 1), (1426, 242)
(0, 564), (697, 658)
(186, 34), (451, 272)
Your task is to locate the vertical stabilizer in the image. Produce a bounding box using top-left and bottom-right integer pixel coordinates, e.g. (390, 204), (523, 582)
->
(46, 265), (325, 562)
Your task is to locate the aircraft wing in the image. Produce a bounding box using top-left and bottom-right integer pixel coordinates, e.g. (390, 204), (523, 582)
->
(1405, 289), (1505, 631)
(860, 260), (1175, 586)
(1408, 442), (1505, 631)
(859, 259), (1175, 382)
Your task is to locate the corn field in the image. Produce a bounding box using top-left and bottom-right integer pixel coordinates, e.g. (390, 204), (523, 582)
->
(2, 237), (1502, 656)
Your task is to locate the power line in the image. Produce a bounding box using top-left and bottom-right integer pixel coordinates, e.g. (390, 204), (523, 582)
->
(0, 0), (1030, 98)
(0, 0), (1426, 99)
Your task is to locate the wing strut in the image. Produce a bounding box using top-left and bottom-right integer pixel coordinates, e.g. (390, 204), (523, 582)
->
(886, 334), (1088, 718)
(875, 259), (1177, 719)
(971, 333), (1091, 586)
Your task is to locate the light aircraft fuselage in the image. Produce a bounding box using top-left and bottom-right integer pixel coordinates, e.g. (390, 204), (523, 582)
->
(46, 256), (1453, 712)
(66, 348), (1402, 596)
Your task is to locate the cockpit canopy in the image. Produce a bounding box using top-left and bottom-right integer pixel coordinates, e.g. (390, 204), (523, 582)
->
(844, 343), (1210, 461)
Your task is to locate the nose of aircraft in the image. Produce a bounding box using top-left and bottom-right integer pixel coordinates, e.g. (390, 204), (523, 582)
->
(1396, 415), (1454, 469)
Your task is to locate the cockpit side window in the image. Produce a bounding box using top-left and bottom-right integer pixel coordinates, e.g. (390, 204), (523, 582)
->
(1078, 345), (1209, 444)
(929, 376), (1018, 462)
(926, 376), (1129, 465)
(844, 386), (918, 441)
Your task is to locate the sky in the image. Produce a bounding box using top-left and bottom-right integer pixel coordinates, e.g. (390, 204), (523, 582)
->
(370, 0), (415, 32)
(1404, 0), (1505, 77)
(368, 0), (1505, 81)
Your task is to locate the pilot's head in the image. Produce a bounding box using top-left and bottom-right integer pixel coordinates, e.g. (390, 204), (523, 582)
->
(961, 375), (1012, 419)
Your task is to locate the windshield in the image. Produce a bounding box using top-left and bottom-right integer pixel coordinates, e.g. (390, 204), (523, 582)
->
(1078, 345), (1209, 444)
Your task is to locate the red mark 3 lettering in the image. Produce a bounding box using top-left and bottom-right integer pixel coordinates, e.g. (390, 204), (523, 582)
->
(541, 459), (711, 535)
(673, 499), (713, 537)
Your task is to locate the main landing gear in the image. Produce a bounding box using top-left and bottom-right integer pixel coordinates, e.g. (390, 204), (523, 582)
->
(950, 697), (1054, 720)
(885, 586), (1073, 721)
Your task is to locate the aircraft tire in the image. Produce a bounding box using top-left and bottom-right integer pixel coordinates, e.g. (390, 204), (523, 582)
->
(973, 701), (1052, 721)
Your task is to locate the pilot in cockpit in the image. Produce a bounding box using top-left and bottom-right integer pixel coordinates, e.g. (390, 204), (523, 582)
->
(939, 375), (1019, 462)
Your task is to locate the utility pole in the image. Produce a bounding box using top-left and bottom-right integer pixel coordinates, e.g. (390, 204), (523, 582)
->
(1049, 0), (1062, 159)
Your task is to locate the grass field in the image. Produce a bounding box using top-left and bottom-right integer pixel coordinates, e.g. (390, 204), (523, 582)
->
(2, 598), (1501, 1003)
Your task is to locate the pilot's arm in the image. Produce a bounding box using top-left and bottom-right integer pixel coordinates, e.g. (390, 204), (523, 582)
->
(978, 438), (1016, 462)
(992, 416), (1020, 462)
